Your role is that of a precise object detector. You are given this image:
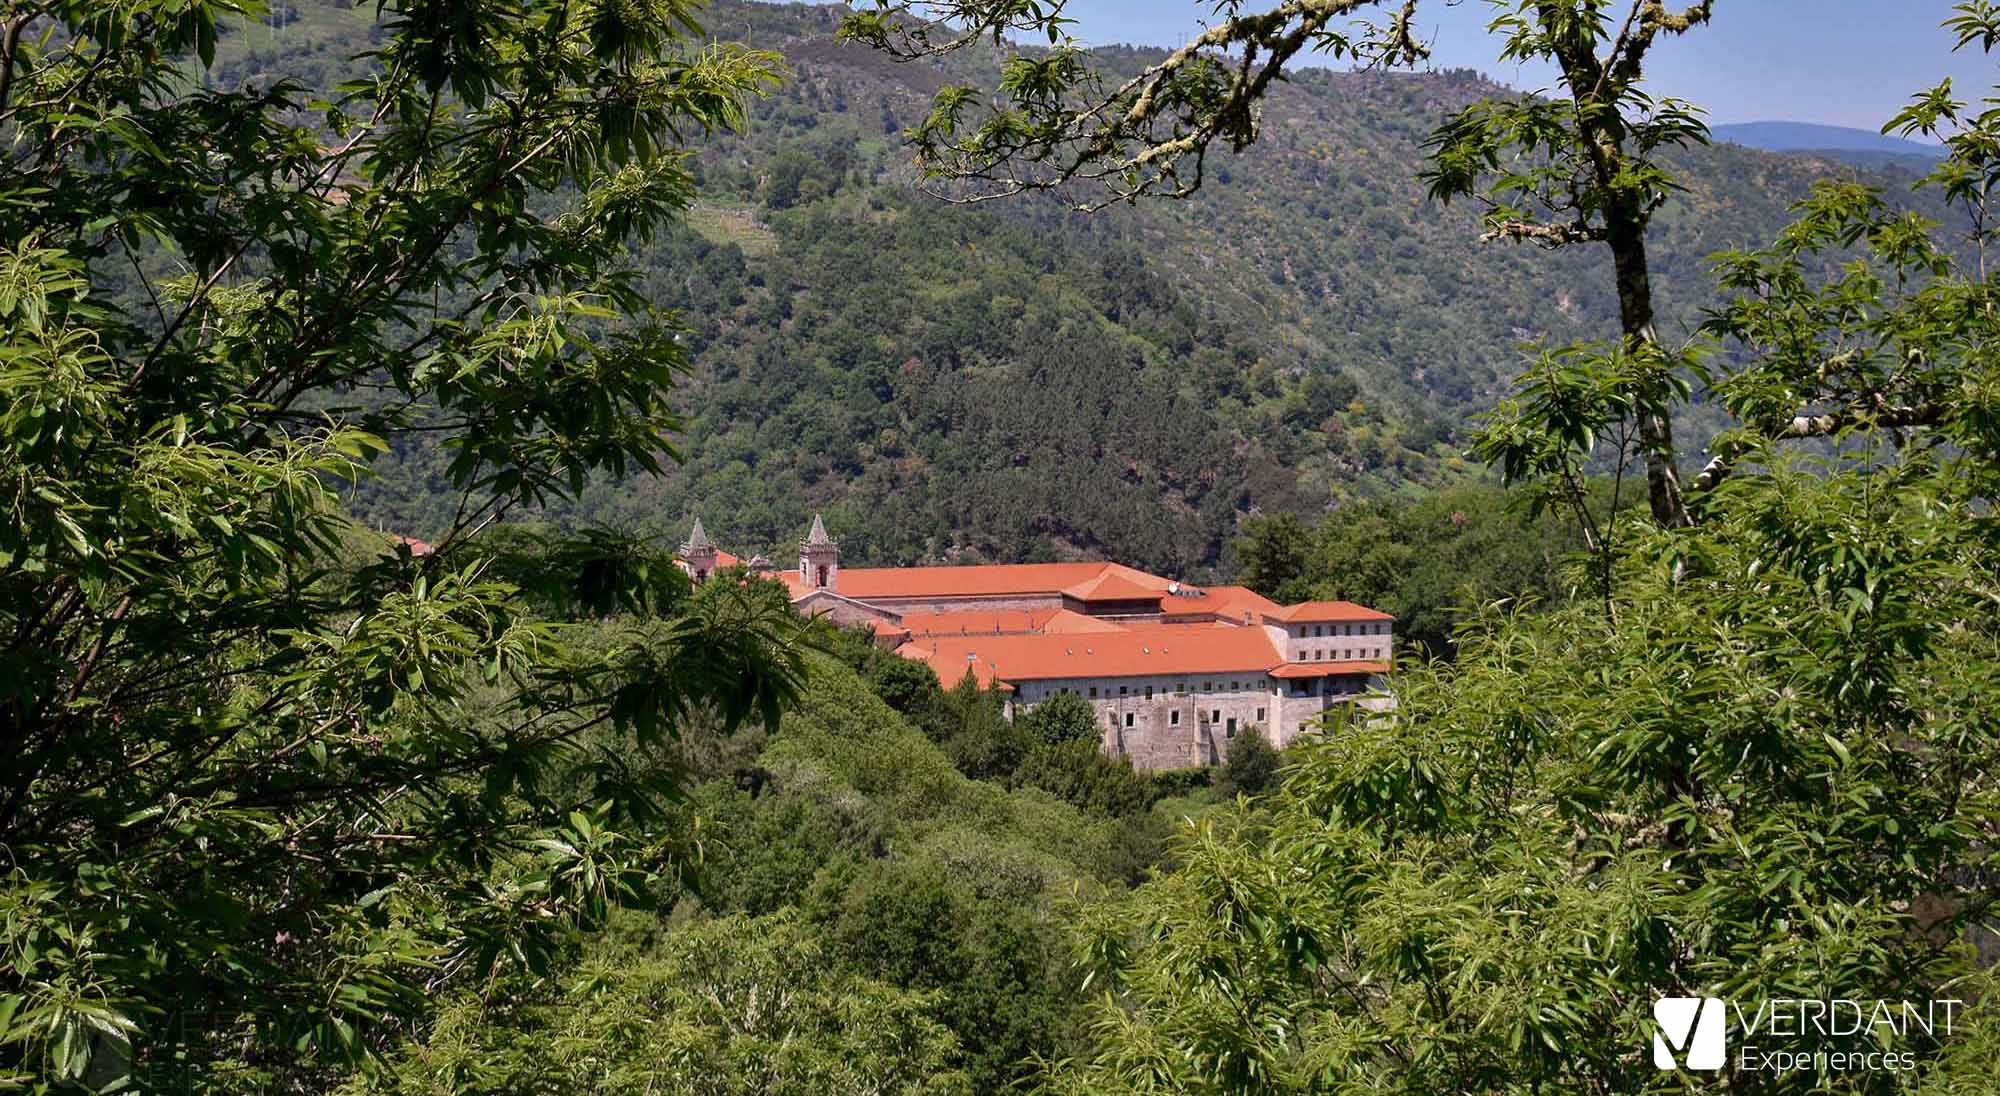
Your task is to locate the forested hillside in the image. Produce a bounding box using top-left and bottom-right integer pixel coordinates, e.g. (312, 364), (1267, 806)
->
(11, 1), (1996, 1093)
(223, 0), (1952, 575)
(352, 635), (1253, 1095)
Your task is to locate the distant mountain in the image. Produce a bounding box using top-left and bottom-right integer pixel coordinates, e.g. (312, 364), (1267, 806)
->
(233, 2), (1960, 575)
(1714, 121), (1944, 171)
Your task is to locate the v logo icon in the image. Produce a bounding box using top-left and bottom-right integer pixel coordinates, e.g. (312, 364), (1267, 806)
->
(1653, 996), (1727, 1070)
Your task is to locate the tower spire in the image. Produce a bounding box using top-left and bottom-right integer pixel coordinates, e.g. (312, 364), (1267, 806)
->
(682, 516), (713, 553)
(680, 516), (718, 583)
(799, 513), (839, 591)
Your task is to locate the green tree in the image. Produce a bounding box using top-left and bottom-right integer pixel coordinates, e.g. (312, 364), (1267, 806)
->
(1232, 512), (1313, 600)
(1057, 455), (2000, 1092)
(1011, 739), (1155, 818)
(1212, 728), (1280, 800)
(1261, 482), (1583, 658)
(0, 1), (800, 1090)
(833, 860), (1081, 1094)
(931, 670), (1027, 780)
(355, 912), (971, 1096)
(873, 655), (948, 715)
(1019, 689), (1099, 746)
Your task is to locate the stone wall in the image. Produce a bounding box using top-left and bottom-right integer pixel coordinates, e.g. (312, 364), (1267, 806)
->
(868, 593), (1065, 615)
(793, 589), (902, 632)
(1015, 673), (1283, 771)
(1275, 620), (1394, 663)
(1013, 671), (1396, 768)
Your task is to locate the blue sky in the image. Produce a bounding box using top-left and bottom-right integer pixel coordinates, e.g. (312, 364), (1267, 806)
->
(1056, 2), (1994, 135)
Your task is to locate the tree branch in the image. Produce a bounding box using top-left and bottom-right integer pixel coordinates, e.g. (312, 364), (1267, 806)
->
(1691, 401), (1948, 491)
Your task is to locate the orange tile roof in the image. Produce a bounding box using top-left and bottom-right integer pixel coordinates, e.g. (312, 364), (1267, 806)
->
(1159, 584), (1284, 619)
(855, 561), (1176, 601)
(897, 623), (1284, 685)
(1269, 660), (1389, 679)
(902, 609), (1046, 636)
(900, 608), (1126, 638)
(1063, 571), (1168, 603)
(1268, 600), (1394, 623)
(1041, 609), (1130, 634)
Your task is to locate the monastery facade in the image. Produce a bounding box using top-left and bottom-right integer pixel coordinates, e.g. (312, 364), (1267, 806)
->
(680, 516), (1394, 770)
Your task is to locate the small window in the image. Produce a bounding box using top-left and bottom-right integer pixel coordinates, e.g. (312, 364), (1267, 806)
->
(1226, 718), (1237, 737)
(1124, 712), (1135, 728)
(1204, 681), (1213, 692)
(1170, 710), (1181, 726)
(1257, 707), (1266, 722)
(1211, 709), (1221, 723)
(1144, 685), (1154, 699)
(1176, 682), (1187, 694)
(1089, 686), (1098, 698)
(1119, 685), (1128, 697)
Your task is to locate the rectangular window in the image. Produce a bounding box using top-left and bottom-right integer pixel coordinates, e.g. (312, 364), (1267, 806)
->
(1204, 681), (1213, 692)
(1176, 682), (1188, 694)
(1119, 685), (1128, 697)
(1170, 710), (1181, 726)
(1211, 709), (1221, 723)
(1144, 685), (1154, 699)
(1257, 707), (1266, 722)
(1088, 686), (1098, 698)
(1226, 718), (1237, 737)
(1124, 712), (1135, 728)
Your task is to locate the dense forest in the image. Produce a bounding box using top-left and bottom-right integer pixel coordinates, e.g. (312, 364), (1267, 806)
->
(5, 1), (1995, 1094)
(235, 0), (1956, 576)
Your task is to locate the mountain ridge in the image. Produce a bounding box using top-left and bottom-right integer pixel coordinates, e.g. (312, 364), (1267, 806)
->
(1713, 120), (1942, 155)
(1713, 120), (1944, 171)
(259, 0), (1959, 575)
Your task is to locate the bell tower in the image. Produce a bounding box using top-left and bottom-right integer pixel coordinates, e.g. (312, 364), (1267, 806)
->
(800, 513), (838, 592)
(680, 516), (718, 584)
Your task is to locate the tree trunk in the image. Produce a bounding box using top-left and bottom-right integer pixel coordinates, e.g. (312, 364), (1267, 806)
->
(1606, 212), (1690, 529)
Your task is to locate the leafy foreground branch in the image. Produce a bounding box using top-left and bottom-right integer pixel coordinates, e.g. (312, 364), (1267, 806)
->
(0, 0), (806, 1091)
(1053, 459), (2000, 1094)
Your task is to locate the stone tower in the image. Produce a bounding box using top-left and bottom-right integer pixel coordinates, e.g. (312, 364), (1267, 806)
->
(800, 513), (838, 592)
(680, 517), (718, 583)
